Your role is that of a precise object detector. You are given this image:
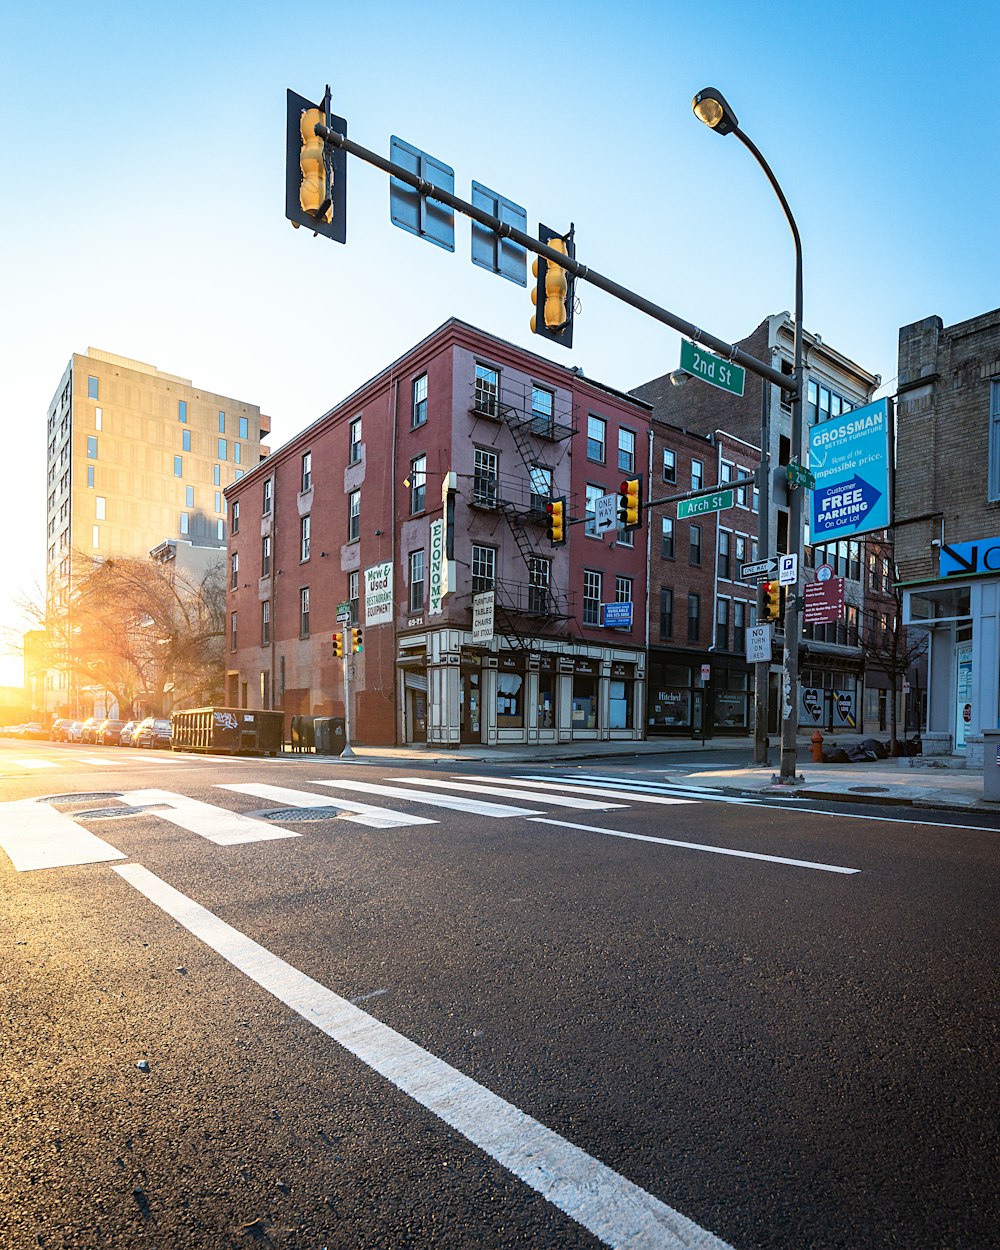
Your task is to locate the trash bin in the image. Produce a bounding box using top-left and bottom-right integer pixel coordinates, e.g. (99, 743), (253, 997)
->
(300, 717), (316, 751)
(314, 717), (333, 754)
(290, 716), (302, 753)
(331, 717), (346, 756)
(984, 731), (1000, 801)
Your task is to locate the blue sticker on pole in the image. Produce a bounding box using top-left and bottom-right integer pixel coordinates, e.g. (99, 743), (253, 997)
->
(809, 398), (891, 541)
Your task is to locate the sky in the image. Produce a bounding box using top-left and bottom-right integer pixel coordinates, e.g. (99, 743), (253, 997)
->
(2, 0), (998, 687)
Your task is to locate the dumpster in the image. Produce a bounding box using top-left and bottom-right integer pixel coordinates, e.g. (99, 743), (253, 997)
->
(171, 707), (285, 756)
(331, 717), (346, 755)
(314, 716), (346, 756)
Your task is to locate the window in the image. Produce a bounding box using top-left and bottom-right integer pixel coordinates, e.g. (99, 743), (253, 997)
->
(218, 411), (226, 433)
(87, 436), (98, 459)
(239, 416), (249, 440)
(691, 458), (704, 491)
(618, 428), (636, 473)
(531, 385), (554, 435)
(300, 514), (311, 561)
(230, 611), (238, 651)
(661, 516), (675, 559)
(234, 443), (242, 465)
(261, 533), (271, 576)
(214, 464), (221, 487)
(215, 491), (222, 514)
(217, 519), (226, 542)
(92, 525), (100, 549)
(409, 549), (425, 612)
(990, 381), (1000, 502)
(179, 402), (188, 426)
(587, 415), (606, 462)
(615, 576), (633, 625)
(412, 373), (428, 427)
(95, 407), (102, 430)
(263, 477), (273, 515)
(735, 534), (747, 566)
(733, 601), (747, 654)
(410, 454), (427, 513)
(529, 464), (552, 513)
(718, 530), (731, 579)
(261, 600), (271, 647)
(348, 489), (360, 540)
(174, 455), (183, 477)
(88, 376), (99, 400)
(471, 544), (496, 594)
(301, 451), (312, 492)
(179, 512), (190, 536)
(231, 500), (240, 533)
(349, 571), (360, 624)
(349, 417), (362, 463)
(659, 587), (673, 639)
(689, 523), (702, 565)
(87, 465), (95, 488)
(230, 552), (239, 590)
(474, 364), (499, 415)
(583, 569), (602, 625)
(735, 466), (749, 508)
(218, 438), (228, 460)
(716, 598), (729, 650)
(473, 448), (498, 507)
(662, 448), (676, 483)
(528, 556), (550, 614)
(186, 485), (195, 508)
(585, 483), (603, 537)
(299, 587), (310, 637)
(688, 593), (701, 643)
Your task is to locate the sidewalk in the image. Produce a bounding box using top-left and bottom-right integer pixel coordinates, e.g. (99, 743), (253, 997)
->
(305, 735), (1000, 817)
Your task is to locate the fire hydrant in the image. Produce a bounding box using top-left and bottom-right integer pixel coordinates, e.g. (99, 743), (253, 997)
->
(810, 729), (824, 762)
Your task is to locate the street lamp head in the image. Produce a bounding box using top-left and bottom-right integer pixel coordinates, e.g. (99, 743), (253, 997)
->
(692, 87), (739, 136)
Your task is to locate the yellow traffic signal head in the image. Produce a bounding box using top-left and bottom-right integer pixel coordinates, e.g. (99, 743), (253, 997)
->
(332, 631), (344, 658)
(285, 88), (347, 243)
(546, 497), (566, 545)
(618, 478), (642, 530)
(351, 627), (363, 654)
(299, 107), (330, 222)
(762, 581), (781, 621)
(529, 224), (575, 348)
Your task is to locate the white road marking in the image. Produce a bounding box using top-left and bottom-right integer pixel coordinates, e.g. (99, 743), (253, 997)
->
(394, 777), (627, 811)
(461, 774), (696, 807)
(0, 798), (126, 871)
(315, 778), (542, 818)
(124, 788), (301, 845)
(9, 758), (58, 769)
(78, 756), (117, 767)
(113, 862), (735, 1250)
(754, 804), (1000, 832)
(528, 817), (861, 875)
(219, 783), (437, 830)
(514, 773), (755, 805)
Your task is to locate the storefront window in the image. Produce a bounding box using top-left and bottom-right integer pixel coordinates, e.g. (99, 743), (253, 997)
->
(572, 675), (598, 729)
(497, 672), (524, 728)
(609, 679), (632, 729)
(537, 672), (555, 728)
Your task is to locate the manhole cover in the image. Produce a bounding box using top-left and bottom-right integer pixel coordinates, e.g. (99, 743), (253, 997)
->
(248, 807), (346, 823)
(848, 786), (889, 794)
(72, 806), (151, 820)
(38, 792), (123, 805)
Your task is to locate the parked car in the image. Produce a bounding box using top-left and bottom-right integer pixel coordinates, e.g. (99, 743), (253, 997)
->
(133, 717), (173, 749)
(118, 720), (138, 746)
(21, 722), (48, 740)
(66, 721), (85, 742)
(79, 717), (102, 744)
(96, 718), (127, 746)
(49, 718), (73, 741)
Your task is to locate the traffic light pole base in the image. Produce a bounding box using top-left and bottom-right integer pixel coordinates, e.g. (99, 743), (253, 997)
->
(770, 772), (804, 785)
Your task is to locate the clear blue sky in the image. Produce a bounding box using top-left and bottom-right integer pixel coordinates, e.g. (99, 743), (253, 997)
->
(2, 0), (997, 684)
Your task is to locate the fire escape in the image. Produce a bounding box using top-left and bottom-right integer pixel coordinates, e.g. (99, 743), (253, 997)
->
(467, 374), (576, 649)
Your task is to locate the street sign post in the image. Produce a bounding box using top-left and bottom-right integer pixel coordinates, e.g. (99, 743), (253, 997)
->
(679, 340), (746, 398)
(678, 490), (734, 519)
(740, 556), (779, 582)
(746, 625), (772, 664)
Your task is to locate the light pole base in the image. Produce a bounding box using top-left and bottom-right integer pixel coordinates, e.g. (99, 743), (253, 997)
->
(770, 772), (804, 785)
(340, 745), (355, 760)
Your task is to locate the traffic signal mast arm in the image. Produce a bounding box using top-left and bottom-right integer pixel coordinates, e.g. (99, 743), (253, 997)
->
(313, 120), (797, 400)
(643, 469), (761, 515)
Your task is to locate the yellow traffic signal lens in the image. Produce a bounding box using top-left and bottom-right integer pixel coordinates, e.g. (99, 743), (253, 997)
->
(299, 107), (331, 223)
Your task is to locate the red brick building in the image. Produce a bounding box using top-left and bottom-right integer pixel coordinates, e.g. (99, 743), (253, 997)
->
(224, 320), (650, 747)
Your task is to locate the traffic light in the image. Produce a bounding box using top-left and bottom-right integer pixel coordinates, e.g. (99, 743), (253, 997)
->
(332, 631), (344, 659)
(618, 477), (642, 530)
(761, 581), (781, 622)
(351, 627), (363, 654)
(546, 497), (566, 545)
(530, 223), (575, 348)
(285, 87), (348, 243)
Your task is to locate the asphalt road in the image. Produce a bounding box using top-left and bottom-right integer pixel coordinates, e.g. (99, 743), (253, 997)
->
(2, 739), (998, 1249)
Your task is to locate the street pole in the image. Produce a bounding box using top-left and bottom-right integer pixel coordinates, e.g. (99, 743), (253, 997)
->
(341, 642), (355, 759)
(754, 384), (771, 766)
(692, 89), (804, 782)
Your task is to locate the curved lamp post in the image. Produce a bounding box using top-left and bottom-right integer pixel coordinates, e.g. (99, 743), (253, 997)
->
(692, 88), (804, 781)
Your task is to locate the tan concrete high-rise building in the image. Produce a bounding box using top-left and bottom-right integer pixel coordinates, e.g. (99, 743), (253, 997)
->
(44, 348), (269, 715)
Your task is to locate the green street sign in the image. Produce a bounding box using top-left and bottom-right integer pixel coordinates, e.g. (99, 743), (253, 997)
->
(678, 490), (734, 519)
(786, 461), (816, 489)
(680, 340), (746, 398)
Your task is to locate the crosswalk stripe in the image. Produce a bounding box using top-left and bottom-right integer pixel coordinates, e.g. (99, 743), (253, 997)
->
(219, 783), (437, 830)
(124, 788), (301, 845)
(10, 758), (58, 769)
(460, 774), (695, 807)
(393, 778), (626, 811)
(78, 757), (117, 767)
(314, 779), (541, 818)
(516, 772), (756, 805)
(0, 798), (127, 871)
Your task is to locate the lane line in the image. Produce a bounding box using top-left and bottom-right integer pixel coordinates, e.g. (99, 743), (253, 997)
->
(112, 863), (734, 1250)
(313, 778), (542, 819)
(394, 777), (627, 811)
(219, 783), (437, 830)
(0, 798), (126, 871)
(527, 817), (861, 875)
(752, 803), (1000, 833)
(123, 788), (301, 845)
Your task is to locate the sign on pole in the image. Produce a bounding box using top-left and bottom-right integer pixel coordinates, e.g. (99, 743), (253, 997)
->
(679, 340), (746, 398)
(678, 490), (734, 519)
(778, 554), (798, 586)
(746, 624), (773, 664)
(740, 556), (779, 582)
(594, 494), (618, 535)
(472, 591), (495, 643)
(809, 398), (892, 541)
(803, 577), (845, 625)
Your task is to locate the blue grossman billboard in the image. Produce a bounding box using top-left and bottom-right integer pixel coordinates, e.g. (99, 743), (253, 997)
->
(809, 398), (892, 542)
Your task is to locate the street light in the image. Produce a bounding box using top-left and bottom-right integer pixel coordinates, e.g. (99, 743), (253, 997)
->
(693, 86), (804, 782)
